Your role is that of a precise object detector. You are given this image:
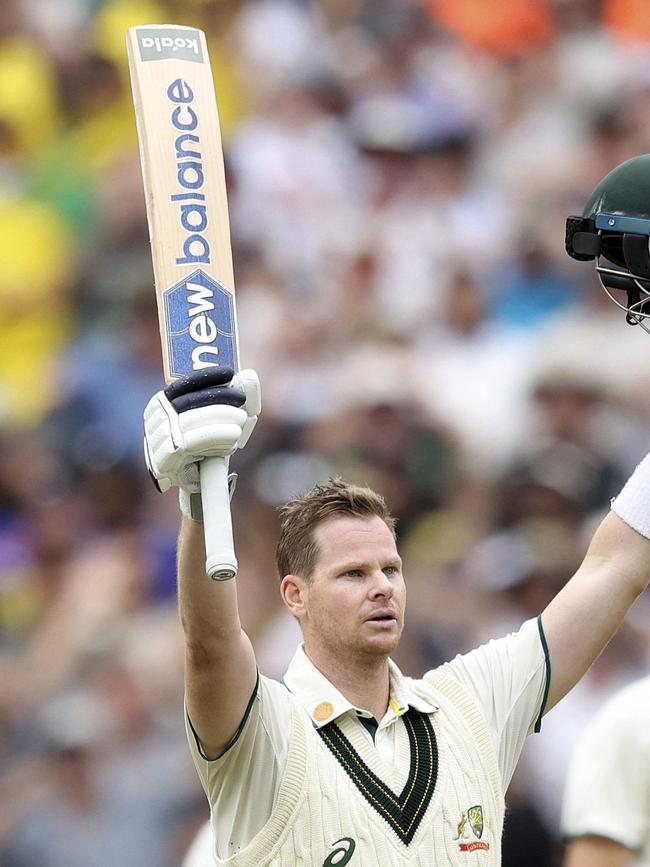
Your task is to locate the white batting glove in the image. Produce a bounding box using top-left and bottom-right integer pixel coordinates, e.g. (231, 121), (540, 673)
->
(143, 367), (261, 498)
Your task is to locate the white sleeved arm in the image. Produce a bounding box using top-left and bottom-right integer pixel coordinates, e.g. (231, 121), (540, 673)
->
(435, 617), (549, 789)
(185, 675), (293, 861)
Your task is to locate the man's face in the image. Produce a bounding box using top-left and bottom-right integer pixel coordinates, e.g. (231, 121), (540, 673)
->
(299, 515), (406, 660)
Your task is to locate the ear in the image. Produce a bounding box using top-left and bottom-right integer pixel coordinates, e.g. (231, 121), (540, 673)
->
(280, 574), (307, 619)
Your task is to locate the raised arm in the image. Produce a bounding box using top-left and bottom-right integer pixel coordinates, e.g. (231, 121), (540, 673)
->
(178, 514), (257, 758)
(144, 367), (260, 758)
(541, 456), (650, 711)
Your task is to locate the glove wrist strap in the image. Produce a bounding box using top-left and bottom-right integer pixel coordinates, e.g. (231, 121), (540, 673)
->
(179, 490), (204, 523)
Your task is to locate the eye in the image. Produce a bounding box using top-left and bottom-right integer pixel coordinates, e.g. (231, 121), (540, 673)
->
(342, 568), (363, 579)
(383, 566), (400, 576)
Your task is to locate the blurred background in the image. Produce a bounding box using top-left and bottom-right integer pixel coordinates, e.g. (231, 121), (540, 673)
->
(2, 0), (650, 863)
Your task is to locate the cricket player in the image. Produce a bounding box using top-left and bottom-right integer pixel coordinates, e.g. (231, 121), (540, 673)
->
(148, 153), (650, 866)
(561, 675), (650, 867)
(559, 152), (650, 867)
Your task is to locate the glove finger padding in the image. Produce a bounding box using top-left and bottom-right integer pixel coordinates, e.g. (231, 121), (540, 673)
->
(232, 369), (262, 416)
(144, 390), (200, 492)
(231, 369), (261, 448)
(143, 367), (261, 499)
(169, 385), (246, 413)
(144, 391), (183, 454)
(179, 405), (248, 456)
(164, 366), (235, 401)
(144, 435), (171, 493)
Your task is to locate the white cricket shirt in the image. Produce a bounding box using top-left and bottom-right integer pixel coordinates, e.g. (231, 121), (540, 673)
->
(186, 616), (549, 864)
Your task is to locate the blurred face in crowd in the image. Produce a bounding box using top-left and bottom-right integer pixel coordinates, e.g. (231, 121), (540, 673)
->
(282, 515), (406, 664)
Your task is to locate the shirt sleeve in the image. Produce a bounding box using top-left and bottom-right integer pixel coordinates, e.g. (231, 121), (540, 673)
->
(432, 616), (549, 789)
(185, 674), (294, 860)
(561, 679), (650, 850)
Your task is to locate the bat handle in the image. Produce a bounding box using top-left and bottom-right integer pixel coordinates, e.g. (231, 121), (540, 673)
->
(199, 456), (238, 580)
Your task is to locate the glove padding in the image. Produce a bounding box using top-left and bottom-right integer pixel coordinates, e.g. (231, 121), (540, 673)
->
(143, 366), (261, 494)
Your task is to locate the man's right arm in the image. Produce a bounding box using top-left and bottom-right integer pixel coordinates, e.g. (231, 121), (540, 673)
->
(143, 366), (261, 760)
(178, 515), (257, 759)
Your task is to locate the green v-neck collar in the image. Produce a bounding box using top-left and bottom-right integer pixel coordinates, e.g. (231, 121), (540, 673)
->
(318, 707), (438, 845)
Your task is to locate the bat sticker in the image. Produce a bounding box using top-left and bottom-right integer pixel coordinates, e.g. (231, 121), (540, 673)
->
(135, 28), (203, 62)
(163, 269), (238, 376)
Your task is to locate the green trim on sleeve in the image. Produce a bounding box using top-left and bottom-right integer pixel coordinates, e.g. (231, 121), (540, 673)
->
(188, 670), (260, 761)
(534, 615), (551, 733)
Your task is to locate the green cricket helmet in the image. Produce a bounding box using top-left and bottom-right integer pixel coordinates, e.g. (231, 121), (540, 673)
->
(566, 154), (650, 333)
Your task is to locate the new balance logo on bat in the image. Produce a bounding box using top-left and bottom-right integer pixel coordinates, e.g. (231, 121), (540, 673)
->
(186, 280), (219, 356)
(167, 78), (211, 268)
(163, 270), (237, 376)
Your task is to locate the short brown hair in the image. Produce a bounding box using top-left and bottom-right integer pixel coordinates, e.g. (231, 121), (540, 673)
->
(276, 477), (397, 581)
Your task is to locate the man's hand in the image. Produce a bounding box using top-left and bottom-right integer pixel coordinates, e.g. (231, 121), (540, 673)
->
(143, 366), (261, 495)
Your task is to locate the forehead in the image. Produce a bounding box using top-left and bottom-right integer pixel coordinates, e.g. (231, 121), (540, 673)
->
(313, 515), (398, 565)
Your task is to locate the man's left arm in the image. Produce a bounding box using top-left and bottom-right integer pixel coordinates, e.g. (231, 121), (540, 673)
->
(542, 457), (650, 712)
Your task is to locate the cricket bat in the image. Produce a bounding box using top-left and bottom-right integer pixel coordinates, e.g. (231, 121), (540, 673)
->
(127, 24), (239, 580)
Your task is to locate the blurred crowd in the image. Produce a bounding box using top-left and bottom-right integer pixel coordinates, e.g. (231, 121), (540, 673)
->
(3, 0), (650, 863)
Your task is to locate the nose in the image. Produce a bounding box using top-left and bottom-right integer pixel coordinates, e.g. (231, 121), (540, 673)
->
(369, 569), (394, 599)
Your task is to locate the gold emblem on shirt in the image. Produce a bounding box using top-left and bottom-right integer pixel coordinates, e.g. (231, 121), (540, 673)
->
(313, 701), (334, 722)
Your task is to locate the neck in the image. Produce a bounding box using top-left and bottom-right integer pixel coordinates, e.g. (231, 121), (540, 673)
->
(304, 641), (391, 722)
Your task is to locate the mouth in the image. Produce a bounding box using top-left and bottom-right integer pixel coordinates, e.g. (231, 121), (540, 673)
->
(364, 613), (398, 626)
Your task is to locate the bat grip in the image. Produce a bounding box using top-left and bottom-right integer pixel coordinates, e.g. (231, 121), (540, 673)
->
(199, 456), (238, 580)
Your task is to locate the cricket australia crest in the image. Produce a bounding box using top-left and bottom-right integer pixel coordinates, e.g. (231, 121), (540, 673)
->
(468, 805), (484, 839)
(451, 804), (490, 853)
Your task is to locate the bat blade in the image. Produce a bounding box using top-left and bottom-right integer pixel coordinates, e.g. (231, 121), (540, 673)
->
(126, 24), (239, 380)
(127, 23), (240, 579)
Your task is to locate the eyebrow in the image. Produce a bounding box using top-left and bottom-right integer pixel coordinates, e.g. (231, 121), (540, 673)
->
(330, 557), (402, 575)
